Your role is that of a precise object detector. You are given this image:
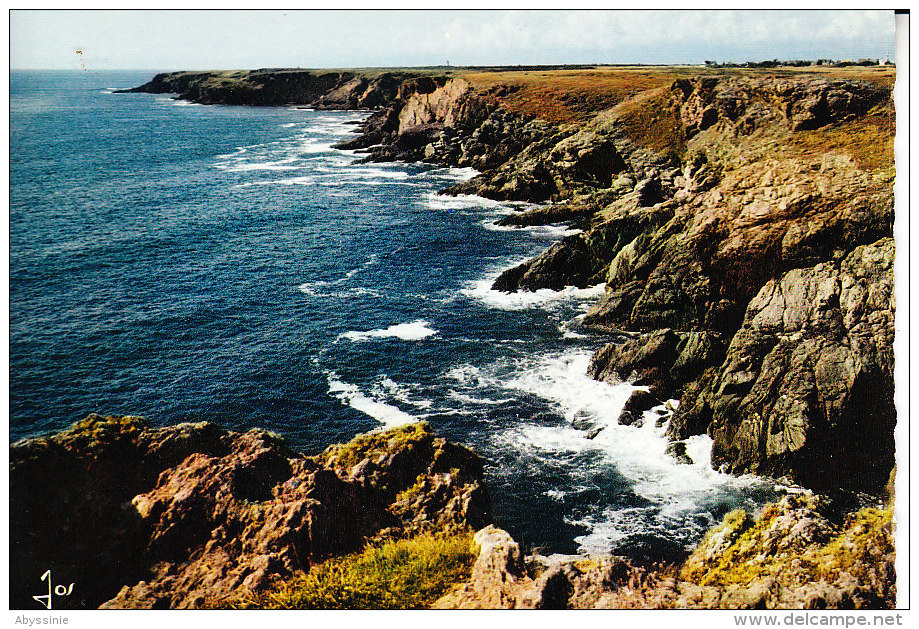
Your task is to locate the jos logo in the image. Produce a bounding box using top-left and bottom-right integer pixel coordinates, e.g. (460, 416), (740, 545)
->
(33, 570), (75, 610)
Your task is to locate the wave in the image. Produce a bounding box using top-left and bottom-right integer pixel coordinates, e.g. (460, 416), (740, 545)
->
(298, 254), (378, 295)
(461, 276), (606, 311)
(422, 192), (530, 213)
(153, 97), (200, 107)
(238, 176), (316, 187)
(215, 160), (301, 172)
(340, 319), (437, 342)
(298, 138), (336, 154)
(437, 166), (480, 182)
(483, 221), (582, 238)
(485, 348), (764, 554)
(213, 112), (366, 175)
(447, 390), (515, 406)
(327, 374), (417, 428)
(375, 377), (434, 410)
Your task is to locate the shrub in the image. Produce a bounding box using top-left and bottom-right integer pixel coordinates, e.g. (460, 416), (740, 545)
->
(234, 531), (476, 609)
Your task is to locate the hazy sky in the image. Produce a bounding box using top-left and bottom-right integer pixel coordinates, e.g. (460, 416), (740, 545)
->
(10, 9), (896, 71)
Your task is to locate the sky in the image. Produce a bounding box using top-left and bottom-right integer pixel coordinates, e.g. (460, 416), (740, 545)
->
(10, 9), (897, 71)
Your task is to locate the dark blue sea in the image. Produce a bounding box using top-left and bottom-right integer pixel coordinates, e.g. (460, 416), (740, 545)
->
(9, 70), (773, 560)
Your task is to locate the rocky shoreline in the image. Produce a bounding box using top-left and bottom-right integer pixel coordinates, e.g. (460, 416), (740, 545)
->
(10, 416), (489, 609)
(12, 65), (897, 609)
(11, 416), (894, 609)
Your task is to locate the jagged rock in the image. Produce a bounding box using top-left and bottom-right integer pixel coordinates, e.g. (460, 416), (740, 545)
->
(522, 564), (576, 609)
(493, 207), (670, 292)
(680, 239), (895, 494)
(10, 417), (489, 609)
(437, 494), (893, 609)
(492, 231), (606, 291)
(665, 441), (693, 465)
(588, 329), (725, 402)
(673, 493), (895, 609)
(433, 525), (528, 609)
(618, 388), (662, 427)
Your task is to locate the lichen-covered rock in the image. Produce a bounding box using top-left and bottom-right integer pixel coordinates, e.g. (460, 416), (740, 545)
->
(433, 525), (528, 609)
(10, 416), (489, 609)
(588, 328), (726, 402)
(681, 238), (895, 493)
(435, 494), (894, 609)
(674, 492), (895, 608)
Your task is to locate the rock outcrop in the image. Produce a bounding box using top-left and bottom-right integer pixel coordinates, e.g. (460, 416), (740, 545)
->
(680, 239), (896, 493)
(436, 492), (894, 609)
(10, 416), (489, 609)
(455, 73), (895, 495)
(119, 69), (423, 109)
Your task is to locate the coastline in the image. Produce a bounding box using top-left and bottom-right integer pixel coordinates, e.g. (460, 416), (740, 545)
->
(10, 64), (898, 609)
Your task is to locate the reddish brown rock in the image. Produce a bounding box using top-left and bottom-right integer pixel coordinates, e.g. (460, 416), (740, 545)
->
(10, 416), (489, 609)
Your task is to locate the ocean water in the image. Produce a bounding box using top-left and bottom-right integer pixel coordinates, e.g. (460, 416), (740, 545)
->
(10, 70), (774, 560)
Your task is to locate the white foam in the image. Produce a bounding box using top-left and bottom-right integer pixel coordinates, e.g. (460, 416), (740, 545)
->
(423, 192), (535, 214)
(439, 166), (480, 182)
(298, 138), (336, 154)
(484, 221), (582, 238)
(211, 112), (366, 177)
(298, 255), (378, 295)
(344, 167), (411, 180)
(445, 363), (500, 389)
(340, 319), (437, 342)
(375, 377), (434, 410)
(327, 374), (416, 428)
(241, 176), (317, 187)
(424, 193), (505, 212)
(462, 276), (607, 311)
(501, 350), (633, 424)
(447, 390), (515, 406)
(215, 160), (301, 172)
(486, 348), (763, 553)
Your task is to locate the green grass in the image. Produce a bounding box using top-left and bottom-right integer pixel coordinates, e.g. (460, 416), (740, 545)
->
(232, 531), (476, 609)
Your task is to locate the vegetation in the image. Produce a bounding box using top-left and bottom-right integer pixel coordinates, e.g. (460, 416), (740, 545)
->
(609, 86), (687, 156)
(789, 102), (895, 173)
(463, 67), (686, 124)
(679, 500), (895, 607)
(231, 531), (476, 609)
(317, 421), (431, 470)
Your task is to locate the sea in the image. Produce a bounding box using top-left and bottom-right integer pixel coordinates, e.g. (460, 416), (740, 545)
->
(9, 70), (775, 561)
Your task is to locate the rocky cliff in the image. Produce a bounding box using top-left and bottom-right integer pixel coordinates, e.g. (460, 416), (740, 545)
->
(337, 68), (896, 497)
(435, 491), (894, 609)
(49, 66), (897, 608)
(119, 69), (446, 109)
(10, 416), (893, 610)
(9, 415), (489, 609)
